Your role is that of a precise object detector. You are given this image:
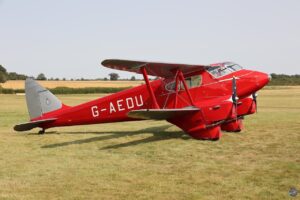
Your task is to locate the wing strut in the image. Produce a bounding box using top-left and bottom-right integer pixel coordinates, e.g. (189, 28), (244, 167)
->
(173, 70), (195, 107)
(141, 66), (160, 109)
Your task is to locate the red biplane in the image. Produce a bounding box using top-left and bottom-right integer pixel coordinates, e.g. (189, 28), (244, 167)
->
(14, 59), (270, 140)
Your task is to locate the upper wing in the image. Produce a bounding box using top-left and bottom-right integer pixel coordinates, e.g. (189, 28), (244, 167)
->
(101, 59), (210, 78)
(127, 107), (200, 120)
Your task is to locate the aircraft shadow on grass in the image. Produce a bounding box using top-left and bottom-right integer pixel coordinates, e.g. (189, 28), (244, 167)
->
(41, 125), (191, 149)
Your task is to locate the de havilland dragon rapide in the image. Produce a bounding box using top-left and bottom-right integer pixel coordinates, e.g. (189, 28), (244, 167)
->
(14, 59), (270, 140)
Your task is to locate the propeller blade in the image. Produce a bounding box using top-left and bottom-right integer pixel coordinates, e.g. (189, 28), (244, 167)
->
(232, 77), (237, 103)
(232, 77), (238, 120)
(252, 93), (258, 113)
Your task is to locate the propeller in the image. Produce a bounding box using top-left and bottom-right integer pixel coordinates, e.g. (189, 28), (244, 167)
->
(252, 92), (258, 113)
(231, 76), (239, 120)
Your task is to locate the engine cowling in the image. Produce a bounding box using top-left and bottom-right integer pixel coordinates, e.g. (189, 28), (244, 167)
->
(188, 125), (222, 140)
(221, 119), (244, 132)
(167, 111), (222, 140)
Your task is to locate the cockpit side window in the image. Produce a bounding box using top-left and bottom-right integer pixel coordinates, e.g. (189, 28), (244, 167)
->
(227, 64), (243, 71)
(207, 66), (232, 77)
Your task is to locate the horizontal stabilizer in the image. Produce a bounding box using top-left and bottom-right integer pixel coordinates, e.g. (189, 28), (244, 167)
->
(128, 107), (200, 120)
(14, 118), (57, 132)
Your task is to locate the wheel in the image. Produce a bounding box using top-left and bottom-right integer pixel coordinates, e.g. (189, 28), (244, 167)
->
(38, 129), (45, 134)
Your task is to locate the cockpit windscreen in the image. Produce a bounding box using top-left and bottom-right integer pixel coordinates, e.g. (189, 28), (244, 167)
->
(207, 62), (243, 78)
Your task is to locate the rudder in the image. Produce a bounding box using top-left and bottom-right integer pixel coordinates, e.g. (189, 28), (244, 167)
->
(25, 78), (64, 119)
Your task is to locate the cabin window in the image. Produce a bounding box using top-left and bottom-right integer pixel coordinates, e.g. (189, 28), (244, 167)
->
(165, 81), (176, 91)
(165, 75), (202, 91)
(184, 75), (202, 88)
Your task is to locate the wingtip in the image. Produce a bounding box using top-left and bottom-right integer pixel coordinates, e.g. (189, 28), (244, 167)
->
(101, 59), (115, 66)
(101, 59), (108, 66)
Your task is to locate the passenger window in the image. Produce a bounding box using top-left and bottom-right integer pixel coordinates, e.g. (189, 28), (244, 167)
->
(191, 75), (202, 87)
(165, 81), (176, 91)
(181, 75), (202, 89)
(165, 75), (202, 91)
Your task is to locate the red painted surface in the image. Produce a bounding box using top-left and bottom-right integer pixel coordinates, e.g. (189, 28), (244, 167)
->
(221, 119), (244, 132)
(32, 61), (270, 140)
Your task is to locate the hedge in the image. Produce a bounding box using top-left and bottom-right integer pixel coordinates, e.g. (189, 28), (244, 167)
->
(0, 86), (130, 94)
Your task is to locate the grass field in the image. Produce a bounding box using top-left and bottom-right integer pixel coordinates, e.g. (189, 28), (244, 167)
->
(0, 87), (299, 199)
(0, 80), (144, 89)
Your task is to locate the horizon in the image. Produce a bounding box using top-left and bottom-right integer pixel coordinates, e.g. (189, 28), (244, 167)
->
(1, 66), (300, 81)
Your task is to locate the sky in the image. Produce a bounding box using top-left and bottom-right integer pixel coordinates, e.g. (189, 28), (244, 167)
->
(0, 0), (300, 79)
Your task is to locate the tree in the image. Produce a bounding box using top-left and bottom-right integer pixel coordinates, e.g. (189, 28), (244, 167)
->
(130, 76), (136, 81)
(0, 65), (27, 81)
(7, 72), (17, 80)
(0, 65), (7, 73)
(109, 73), (119, 81)
(36, 73), (47, 80)
(104, 77), (108, 81)
(6, 72), (27, 80)
(0, 65), (7, 83)
(0, 71), (7, 83)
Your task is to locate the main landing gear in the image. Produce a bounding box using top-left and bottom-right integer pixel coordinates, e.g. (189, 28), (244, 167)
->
(38, 129), (45, 135)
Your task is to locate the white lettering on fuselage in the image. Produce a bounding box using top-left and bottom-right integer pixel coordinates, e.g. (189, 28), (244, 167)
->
(126, 98), (134, 109)
(135, 95), (143, 107)
(91, 106), (99, 117)
(91, 95), (144, 118)
(117, 99), (125, 111)
(110, 102), (116, 113)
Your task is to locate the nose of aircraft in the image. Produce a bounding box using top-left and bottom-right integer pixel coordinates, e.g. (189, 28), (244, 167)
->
(236, 70), (271, 98)
(255, 72), (270, 90)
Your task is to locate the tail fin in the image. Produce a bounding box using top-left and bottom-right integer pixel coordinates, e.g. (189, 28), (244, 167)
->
(25, 78), (64, 120)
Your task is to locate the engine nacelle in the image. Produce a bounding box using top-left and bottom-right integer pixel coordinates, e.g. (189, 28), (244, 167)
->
(167, 111), (222, 140)
(221, 119), (244, 132)
(188, 126), (222, 140)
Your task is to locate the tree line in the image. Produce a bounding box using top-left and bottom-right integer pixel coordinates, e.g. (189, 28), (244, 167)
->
(0, 65), (137, 83)
(1, 65), (300, 85)
(0, 65), (27, 82)
(269, 73), (300, 85)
